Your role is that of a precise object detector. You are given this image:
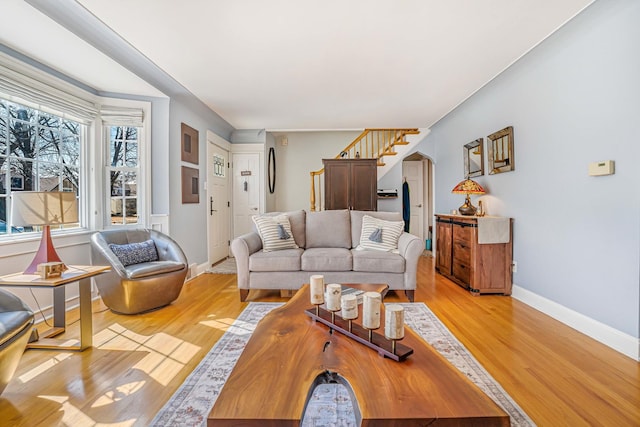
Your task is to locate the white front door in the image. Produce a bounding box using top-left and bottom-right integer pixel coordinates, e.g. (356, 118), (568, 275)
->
(232, 152), (261, 238)
(403, 160), (424, 241)
(207, 138), (230, 264)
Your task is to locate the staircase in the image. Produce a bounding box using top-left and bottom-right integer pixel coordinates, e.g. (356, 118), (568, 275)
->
(309, 128), (420, 211)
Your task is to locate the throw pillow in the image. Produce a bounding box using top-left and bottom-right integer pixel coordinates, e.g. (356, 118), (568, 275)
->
(109, 239), (159, 266)
(252, 214), (299, 252)
(357, 215), (404, 252)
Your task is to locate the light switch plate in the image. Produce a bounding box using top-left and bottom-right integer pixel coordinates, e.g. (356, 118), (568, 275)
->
(588, 160), (614, 176)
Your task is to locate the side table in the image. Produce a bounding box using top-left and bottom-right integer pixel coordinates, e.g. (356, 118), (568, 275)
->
(0, 265), (110, 351)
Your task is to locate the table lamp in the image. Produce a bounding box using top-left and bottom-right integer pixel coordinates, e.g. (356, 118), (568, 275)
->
(451, 179), (485, 216)
(10, 191), (78, 274)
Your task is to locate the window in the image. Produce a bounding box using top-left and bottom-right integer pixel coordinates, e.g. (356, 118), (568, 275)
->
(0, 97), (81, 235)
(106, 126), (140, 225)
(213, 154), (225, 177)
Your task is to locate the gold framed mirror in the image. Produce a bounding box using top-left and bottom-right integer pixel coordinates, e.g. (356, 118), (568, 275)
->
(488, 126), (514, 174)
(464, 138), (484, 178)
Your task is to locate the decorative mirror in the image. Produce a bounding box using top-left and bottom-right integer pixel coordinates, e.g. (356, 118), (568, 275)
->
(487, 126), (514, 174)
(268, 147), (276, 194)
(464, 138), (484, 178)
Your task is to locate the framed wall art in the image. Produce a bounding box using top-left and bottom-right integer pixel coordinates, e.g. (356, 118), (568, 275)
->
(181, 166), (200, 204)
(181, 122), (199, 164)
(487, 126), (514, 174)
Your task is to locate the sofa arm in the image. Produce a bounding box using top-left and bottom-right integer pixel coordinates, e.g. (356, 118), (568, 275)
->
(230, 232), (263, 290)
(398, 232), (423, 291)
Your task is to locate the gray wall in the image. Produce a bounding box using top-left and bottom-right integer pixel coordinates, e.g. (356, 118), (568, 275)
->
(273, 131), (362, 212)
(416, 0), (639, 337)
(169, 95), (235, 265)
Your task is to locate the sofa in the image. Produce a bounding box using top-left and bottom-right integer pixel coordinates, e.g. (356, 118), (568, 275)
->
(231, 209), (423, 302)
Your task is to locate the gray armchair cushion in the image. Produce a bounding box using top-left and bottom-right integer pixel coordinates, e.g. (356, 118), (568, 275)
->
(306, 210), (351, 248)
(126, 261), (186, 279)
(302, 248), (352, 271)
(0, 289), (34, 395)
(0, 311), (34, 348)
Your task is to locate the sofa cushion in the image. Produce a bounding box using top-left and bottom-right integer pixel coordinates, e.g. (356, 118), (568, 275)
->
(250, 248), (303, 271)
(352, 249), (405, 273)
(302, 248), (352, 271)
(109, 239), (159, 266)
(350, 210), (403, 248)
(306, 209), (351, 248)
(252, 214), (299, 252)
(356, 215), (404, 252)
(252, 210), (306, 248)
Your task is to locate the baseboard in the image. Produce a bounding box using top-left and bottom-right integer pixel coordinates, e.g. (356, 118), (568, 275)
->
(186, 261), (210, 280)
(512, 285), (639, 361)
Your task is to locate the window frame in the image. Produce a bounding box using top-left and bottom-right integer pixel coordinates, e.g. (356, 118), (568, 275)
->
(0, 97), (89, 240)
(99, 97), (151, 230)
(0, 52), (153, 249)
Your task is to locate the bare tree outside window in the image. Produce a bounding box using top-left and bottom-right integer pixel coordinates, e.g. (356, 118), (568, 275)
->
(0, 98), (81, 235)
(108, 126), (139, 225)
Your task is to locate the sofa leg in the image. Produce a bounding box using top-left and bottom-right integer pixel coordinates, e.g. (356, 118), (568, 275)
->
(240, 289), (249, 302)
(405, 290), (415, 302)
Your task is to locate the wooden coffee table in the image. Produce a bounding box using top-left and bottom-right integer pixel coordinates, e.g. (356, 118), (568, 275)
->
(208, 283), (509, 426)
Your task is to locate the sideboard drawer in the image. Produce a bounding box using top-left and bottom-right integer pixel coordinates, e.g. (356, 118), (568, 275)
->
(452, 240), (471, 264)
(453, 223), (473, 244)
(452, 259), (471, 285)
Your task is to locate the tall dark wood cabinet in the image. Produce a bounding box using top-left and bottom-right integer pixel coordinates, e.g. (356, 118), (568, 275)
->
(323, 159), (377, 211)
(435, 214), (513, 295)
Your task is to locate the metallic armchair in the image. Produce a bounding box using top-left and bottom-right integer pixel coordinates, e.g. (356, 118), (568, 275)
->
(0, 289), (34, 394)
(90, 229), (188, 314)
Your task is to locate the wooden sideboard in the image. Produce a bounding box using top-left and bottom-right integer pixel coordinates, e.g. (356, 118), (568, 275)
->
(435, 214), (513, 295)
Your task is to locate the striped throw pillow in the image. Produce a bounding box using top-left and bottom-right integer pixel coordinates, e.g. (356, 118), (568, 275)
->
(357, 215), (403, 253)
(252, 214), (299, 252)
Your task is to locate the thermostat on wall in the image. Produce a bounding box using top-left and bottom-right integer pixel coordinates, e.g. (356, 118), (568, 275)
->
(588, 160), (615, 176)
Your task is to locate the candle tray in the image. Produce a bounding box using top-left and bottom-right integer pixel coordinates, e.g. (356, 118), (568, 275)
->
(305, 307), (413, 362)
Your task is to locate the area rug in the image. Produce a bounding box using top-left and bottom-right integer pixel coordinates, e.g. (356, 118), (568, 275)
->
(205, 257), (236, 274)
(151, 303), (535, 427)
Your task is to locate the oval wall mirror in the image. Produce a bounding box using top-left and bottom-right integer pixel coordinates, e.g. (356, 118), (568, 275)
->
(268, 147), (276, 193)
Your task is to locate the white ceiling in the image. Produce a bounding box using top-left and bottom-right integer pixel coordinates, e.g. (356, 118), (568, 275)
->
(4, 0), (593, 131)
(0, 0), (166, 98)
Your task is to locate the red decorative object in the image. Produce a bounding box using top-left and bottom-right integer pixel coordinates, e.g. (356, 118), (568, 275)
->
(23, 225), (65, 274)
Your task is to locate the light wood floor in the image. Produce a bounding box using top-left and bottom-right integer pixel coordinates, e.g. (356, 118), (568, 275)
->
(0, 256), (638, 426)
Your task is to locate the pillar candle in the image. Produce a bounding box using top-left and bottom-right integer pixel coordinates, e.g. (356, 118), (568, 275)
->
(341, 294), (358, 320)
(362, 291), (381, 329)
(385, 304), (405, 340)
(310, 275), (324, 305)
(325, 284), (342, 311)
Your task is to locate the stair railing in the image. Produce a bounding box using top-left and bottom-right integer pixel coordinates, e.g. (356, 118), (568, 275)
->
(309, 128), (419, 211)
